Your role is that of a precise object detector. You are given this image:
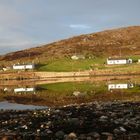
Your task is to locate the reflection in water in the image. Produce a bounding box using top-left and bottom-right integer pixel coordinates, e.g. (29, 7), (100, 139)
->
(73, 91), (87, 97)
(0, 76), (140, 108)
(108, 83), (134, 91)
(3, 87), (36, 94)
(14, 87), (35, 93)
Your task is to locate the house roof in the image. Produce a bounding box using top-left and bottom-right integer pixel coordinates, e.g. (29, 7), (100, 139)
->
(107, 58), (129, 60)
(13, 64), (34, 66)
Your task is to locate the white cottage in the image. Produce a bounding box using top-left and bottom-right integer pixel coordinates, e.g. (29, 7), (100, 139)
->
(108, 83), (133, 91)
(13, 64), (35, 70)
(107, 58), (132, 65)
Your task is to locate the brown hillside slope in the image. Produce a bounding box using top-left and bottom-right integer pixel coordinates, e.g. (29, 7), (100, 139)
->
(0, 26), (140, 63)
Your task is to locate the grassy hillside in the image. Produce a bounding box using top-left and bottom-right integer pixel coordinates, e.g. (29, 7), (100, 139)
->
(0, 26), (140, 65)
(37, 57), (105, 72)
(36, 55), (140, 72)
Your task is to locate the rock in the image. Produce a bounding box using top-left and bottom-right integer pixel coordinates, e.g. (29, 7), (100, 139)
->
(65, 132), (77, 140)
(128, 133), (140, 139)
(107, 135), (113, 140)
(113, 129), (121, 135)
(0, 102), (140, 139)
(100, 116), (108, 120)
(102, 132), (113, 136)
(68, 118), (80, 126)
(54, 109), (61, 113)
(46, 129), (53, 134)
(78, 134), (86, 139)
(99, 115), (108, 123)
(88, 132), (100, 138)
(1, 136), (14, 140)
(101, 132), (113, 140)
(73, 91), (86, 97)
(86, 136), (92, 140)
(55, 131), (65, 139)
(119, 127), (126, 133)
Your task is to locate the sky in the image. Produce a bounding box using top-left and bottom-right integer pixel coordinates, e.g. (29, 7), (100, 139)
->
(0, 0), (140, 54)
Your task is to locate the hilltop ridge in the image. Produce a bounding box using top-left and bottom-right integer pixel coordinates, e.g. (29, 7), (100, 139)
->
(0, 26), (140, 63)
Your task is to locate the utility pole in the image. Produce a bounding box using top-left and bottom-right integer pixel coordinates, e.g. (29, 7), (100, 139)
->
(119, 46), (122, 57)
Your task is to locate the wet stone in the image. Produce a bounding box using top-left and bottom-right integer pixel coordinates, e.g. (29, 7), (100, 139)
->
(119, 127), (126, 133)
(101, 132), (113, 140)
(88, 132), (100, 138)
(55, 131), (65, 139)
(78, 134), (87, 140)
(65, 132), (77, 140)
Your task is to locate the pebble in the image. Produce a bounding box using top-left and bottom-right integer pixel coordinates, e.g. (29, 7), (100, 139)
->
(55, 131), (65, 139)
(65, 132), (77, 140)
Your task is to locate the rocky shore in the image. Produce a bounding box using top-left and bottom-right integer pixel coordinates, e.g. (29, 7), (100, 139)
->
(0, 102), (140, 140)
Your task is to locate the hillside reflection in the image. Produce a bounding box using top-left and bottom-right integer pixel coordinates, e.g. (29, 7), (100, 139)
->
(0, 76), (140, 107)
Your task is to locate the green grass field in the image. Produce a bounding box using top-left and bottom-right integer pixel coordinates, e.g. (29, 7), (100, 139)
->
(39, 82), (107, 93)
(36, 56), (140, 72)
(37, 57), (106, 72)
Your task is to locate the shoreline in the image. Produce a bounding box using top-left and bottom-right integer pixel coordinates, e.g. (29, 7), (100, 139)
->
(0, 70), (140, 80)
(0, 101), (140, 139)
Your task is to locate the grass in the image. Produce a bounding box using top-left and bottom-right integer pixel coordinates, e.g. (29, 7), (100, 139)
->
(130, 55), (140, 63)
(38, 81), (107, 94)
(35, 80), (140, 106)
(36, 55), (140, 72)
(124, 86), (140, 93)
(37, 57), (105, 72)
(0, 80), (140, 106)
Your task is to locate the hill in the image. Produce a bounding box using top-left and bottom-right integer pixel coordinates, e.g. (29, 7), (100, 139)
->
(0, 26), (140, 64)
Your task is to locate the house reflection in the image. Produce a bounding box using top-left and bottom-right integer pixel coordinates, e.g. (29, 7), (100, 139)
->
(2, 87), (36, 94)
(108, 83), (134, 91)
(14, 87), (35, 93)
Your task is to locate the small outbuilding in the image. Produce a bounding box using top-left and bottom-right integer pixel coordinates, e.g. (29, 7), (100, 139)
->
(107, 58), (132, 65)
(71, 55), (85, 60)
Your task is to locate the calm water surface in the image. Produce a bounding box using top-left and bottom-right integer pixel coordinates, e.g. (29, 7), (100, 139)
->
(0, 76), (140, 109)
(0, 101), (47, 110)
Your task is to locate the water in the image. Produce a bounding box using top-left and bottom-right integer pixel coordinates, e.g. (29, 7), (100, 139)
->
(0, 76), (140, 109)
(0, 101), (47, 110)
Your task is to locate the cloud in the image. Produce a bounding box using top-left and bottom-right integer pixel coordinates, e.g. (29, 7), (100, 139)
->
(69, 24), (92, 30)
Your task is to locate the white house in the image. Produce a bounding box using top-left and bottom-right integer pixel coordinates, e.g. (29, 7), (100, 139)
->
(13, 64), (35, 70)
(14, 87), (35, 93)
(107, 58), (132, 65)
(108, 83), (134, 91)
(71, 55), (85, 60)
